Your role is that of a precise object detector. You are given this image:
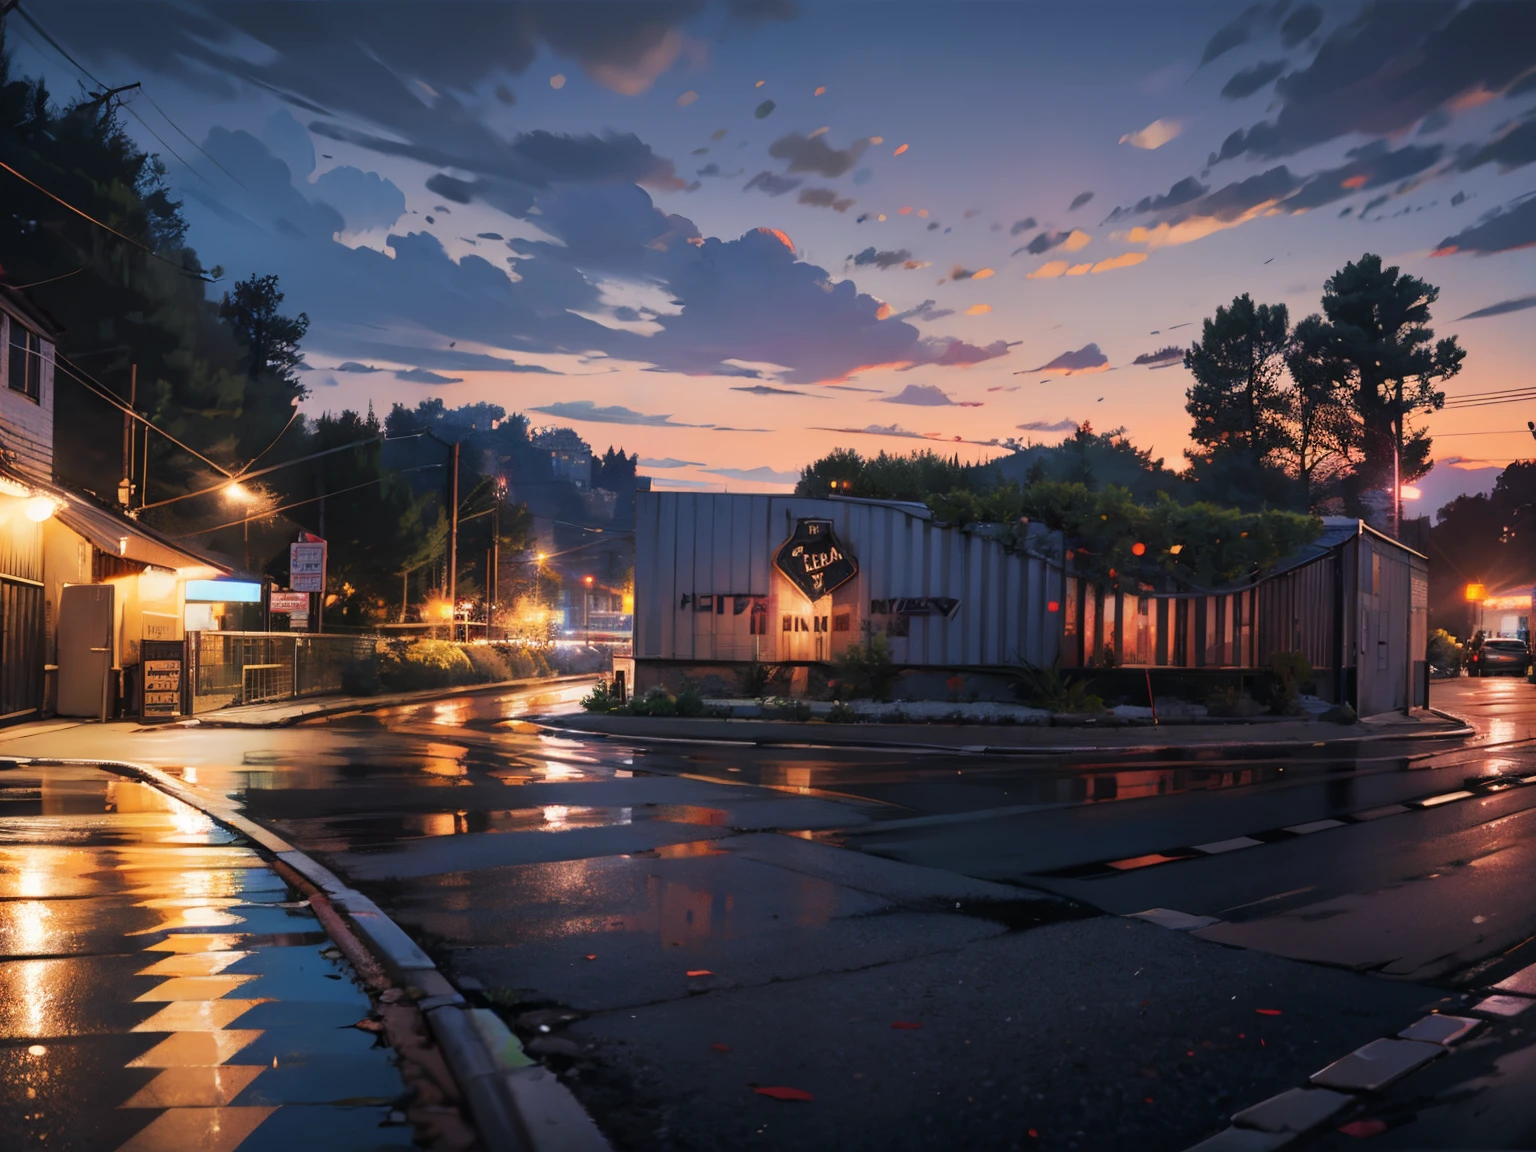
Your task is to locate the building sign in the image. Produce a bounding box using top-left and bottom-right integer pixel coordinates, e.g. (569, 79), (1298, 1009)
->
(289, 536), (327, 593)
(269, 591), (309, 614)
(871, 597), (961, 620)
(774, 518), (857, 603)
(141, 639), (185, 719)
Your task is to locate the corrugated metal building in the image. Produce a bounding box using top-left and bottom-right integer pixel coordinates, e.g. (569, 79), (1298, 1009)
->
(634, 492), (1064, 681)
(1053, 518), (1428, 714)
(636, 496), (1428, 716)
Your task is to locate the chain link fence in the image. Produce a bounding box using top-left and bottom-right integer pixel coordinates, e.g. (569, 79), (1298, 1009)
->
(187, 632), (379, 713)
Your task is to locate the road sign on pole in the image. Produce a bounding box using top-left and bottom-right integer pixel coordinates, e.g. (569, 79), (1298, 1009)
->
(290, 538), (327, 592)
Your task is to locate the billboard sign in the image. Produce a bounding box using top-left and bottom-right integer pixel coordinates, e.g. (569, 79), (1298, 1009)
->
(269, 591), (310, 614)
(774, 518), (857, 603)
(289, 539), (327, 593)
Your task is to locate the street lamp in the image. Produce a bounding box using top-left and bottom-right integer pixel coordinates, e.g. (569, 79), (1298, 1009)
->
(223, 481), (258, 570)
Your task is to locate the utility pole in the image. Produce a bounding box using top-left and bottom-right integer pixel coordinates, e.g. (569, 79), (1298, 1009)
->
(119, 364), (136, 507)
(448, 440), (460, 643)
(489, 477), (502, 641)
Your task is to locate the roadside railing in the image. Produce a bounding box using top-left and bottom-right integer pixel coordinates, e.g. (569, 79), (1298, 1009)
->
(187, 632), (378, 713)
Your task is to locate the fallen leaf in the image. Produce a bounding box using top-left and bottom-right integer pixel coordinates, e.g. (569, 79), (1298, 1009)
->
(1339, 1118), (1389, 1138)
(687, 970), (714, 978)
(754, 1086), (814, 1102)
(710, 1043), (731, 1052)
(890, 1021), (922, 1030)
(1256, 1009), (1282, 1016)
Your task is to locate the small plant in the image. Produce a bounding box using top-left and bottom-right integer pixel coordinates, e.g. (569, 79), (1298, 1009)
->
(1013, 661), (1104, 713)
(827, 701), (857, 723)
(738, 660), (775, 696)
(627, 688), (679, 717)
(835, 633), (901, 701)
(580, 681), (623, 713)
(1267, 649), (1312, 714)
(675, 687), (706, 717)
(1427, 628), (1462, 671)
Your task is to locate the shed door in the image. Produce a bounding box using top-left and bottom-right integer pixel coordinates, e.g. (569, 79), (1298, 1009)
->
(57, 584), (114, 719)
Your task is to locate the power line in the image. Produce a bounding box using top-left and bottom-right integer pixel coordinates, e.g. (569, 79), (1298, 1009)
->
(0, 161), (217, 282)
(141, 435), (389, 511)
(49, 351), (235, 478)
(175, 466), (439, 537)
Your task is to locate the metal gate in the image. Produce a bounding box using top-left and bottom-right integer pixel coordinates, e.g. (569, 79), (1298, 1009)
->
(0, 576), (43, 722)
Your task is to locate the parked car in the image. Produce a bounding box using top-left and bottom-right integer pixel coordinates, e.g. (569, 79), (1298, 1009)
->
(1467, 636), (1531, 677)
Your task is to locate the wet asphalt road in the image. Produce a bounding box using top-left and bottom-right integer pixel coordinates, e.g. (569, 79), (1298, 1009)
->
(4, 676), (1536, 1150)
(0, 762), (411, 1152)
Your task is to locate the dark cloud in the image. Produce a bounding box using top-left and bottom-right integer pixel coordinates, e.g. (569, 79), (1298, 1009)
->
(1457, 295), (1536, 320)
(911, 338), (1010, 369)
(1200, 1), (1293, 66)
(697, 162), (722, 176)
(262, 110), (315, 178)
(1360, 193), (1390, 217)
(313, 165), (407, 231)
(889, 300), (954, 322)
(744, 170), (802, 196)
(1105, 176), (1210, 221)
(1281, 141), (1444, 212)
(798, 187), (855, 211)
(1028, 344), (1110, 375)
(639, 457), (706, 468)
(1024, 229), (1076, 254)
(333, 361), (382, 373)
(1068, 191), (1094, 211)
(768, 132), (868, 178)
(1280, 3), (1323, 47)
(851, 247), (914, 269)
(1221, 59), (1287, 100)
(879, 384), (979, 407)
(1433, 194), (1536, 256)
(812, 423), (926, 440)
(397, 368), (463, 385)
(1456, 114), (1536, 174)
(1131, 346), (1185, 368)
(349, 343), (559, 374)
(730, 384), (825, 397)
(754, 99), (777, 119)
(1212, 2), (1536, 163)
(529, 401), (710, 427)
(727, 0), (798, 23)
(1018, 419), (1078, 432)
(1451, 190), (1468, 206)
(703, 465), (801, 484)
(826, 385), (884, 393)
(1009, 217), (1038, 235)
(426, 174), (476, 204)
(477, 232), (504, 241)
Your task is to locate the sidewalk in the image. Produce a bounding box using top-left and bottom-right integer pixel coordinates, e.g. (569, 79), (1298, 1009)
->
(537, 706), (1471, 756)
(0, 761), (427, 1152)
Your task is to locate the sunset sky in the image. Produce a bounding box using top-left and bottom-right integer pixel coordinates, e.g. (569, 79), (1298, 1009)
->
(17, 1), (1536, 505)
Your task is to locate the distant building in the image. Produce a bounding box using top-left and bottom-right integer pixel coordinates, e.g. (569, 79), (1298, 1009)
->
(532, 426), (592, 489)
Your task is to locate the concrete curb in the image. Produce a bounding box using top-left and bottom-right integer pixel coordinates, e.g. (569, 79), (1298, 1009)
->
(195, 673), (600, 728)
(10, 754), (611, 1152)
(532, 713), (1474, 759)
(1132, 904), (1535, 1150)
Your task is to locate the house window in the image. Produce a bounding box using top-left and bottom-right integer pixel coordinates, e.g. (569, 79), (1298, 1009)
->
(833, 613), (850, 632)
(8, 322), (41, 402)
(782, 614), (793, 633)
(750, 611), (768, 636)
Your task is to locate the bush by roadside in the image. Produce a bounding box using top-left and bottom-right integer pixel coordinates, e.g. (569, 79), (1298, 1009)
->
(379, 640), (562, 692)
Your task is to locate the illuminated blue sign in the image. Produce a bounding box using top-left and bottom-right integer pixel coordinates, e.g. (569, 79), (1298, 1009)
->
(184, 580), (262, 603)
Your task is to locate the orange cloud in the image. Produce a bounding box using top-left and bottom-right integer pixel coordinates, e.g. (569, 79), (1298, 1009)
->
(965, 304), (991, 315)
(1090, 252), (1148, 273)
(874, 302), (894, 320)
(1121, 201), (1278, 249)
(814, 85), (827, 96)
(971, 268), (995, 280)
(1065, 263), (1092, 276)
(893, 144), (909, 156)
(1341, 174), (1368, 189)
(869, 136), (884, 145)
(899, 206), (913, 215)
(1062, 230), (1092, 252)
(756, 226), (795, 253)
(1026, 260), (1071, 280)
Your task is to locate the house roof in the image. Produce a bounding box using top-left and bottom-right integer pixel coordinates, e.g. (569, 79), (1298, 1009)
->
(1269, 516), (1427, 577)
(0, 283), (64, 340)
(1, 464), (228, 575)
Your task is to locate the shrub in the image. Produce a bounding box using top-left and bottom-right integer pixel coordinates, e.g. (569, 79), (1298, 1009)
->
(580, 681), (623, 713)
(1427, 629), (1462, 670)
(738, 660), (775, 696)
(1267, 650), (1312, 714)
(1013, 661), (1104, 713)
(466, 645), (512, 683)
(835, 633), (901, 701)
(1206, 686), (1265, 717)
(827, 701), (857, 723)
(381, 640), (476, 690)
(627, 689), (679, 717)
(675, 687), (706, 717)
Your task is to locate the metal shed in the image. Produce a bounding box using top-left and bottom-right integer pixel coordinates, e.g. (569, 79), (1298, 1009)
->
(634, 492), (1064, 685)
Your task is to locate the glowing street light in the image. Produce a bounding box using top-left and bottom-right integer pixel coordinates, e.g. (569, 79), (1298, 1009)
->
(24, 495), (56, 522)
(1465, 583), (1487, 603)
(223, 481), (255, 503)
